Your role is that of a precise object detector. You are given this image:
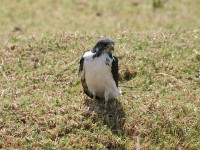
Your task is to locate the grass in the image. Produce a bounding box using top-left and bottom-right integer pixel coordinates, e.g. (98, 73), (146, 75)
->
(0, 0), (200, 149)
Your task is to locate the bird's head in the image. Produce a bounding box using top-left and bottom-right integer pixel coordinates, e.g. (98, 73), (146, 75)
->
(92, 38), (115, 53)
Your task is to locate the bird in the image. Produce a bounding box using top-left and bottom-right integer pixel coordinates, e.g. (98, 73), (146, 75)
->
(79, 38), (120, 108)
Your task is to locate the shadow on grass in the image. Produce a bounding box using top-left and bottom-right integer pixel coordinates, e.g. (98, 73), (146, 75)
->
(84, 98), (126, 136)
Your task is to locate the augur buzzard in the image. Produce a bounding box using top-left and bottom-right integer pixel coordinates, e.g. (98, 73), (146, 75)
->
(79, 38), (120, 107)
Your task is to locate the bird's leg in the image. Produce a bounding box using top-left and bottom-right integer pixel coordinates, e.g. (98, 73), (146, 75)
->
(112, 98), (118, 110)
(92, 92), (96, 101)
(104, 91), (109, 109)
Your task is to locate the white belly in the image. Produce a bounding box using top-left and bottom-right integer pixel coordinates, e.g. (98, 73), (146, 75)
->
(84, 54), (119, 99)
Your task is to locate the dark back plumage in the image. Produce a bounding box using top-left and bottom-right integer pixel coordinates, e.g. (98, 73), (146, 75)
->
(79, 38), (119, 100)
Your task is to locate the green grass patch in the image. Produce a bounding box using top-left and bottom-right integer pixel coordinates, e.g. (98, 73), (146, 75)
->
(0, 0), (200, 149)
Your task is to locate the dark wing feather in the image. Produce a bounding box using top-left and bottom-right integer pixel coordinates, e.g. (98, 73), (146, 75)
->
(111, 56), (119, 87)
(79, 57), (84, 74)
(81, 77), (94, 99)
(79, 57), (99, 99)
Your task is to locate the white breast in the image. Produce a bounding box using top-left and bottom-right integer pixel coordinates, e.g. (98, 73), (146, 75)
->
(83, 52), (119, 99)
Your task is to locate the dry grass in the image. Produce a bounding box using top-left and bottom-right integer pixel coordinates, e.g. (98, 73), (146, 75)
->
(0, 0), (200, 149)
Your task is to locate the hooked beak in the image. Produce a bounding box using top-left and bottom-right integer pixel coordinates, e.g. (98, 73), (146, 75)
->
(110, 44), (114, 51)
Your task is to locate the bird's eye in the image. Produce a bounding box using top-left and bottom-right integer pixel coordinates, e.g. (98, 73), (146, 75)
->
(103, 43), (107, 46)
(105, 43), (110, 47)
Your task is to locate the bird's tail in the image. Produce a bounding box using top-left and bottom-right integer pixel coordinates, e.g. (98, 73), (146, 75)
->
(118, 88), (122, 94)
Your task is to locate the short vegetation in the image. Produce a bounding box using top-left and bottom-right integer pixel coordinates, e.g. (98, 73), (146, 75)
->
(0, 0), (199, 149)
